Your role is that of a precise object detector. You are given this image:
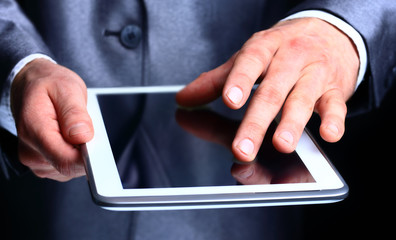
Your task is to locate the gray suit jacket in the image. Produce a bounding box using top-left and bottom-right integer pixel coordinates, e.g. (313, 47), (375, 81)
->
(1, 1), (396, 239)
(1, 0), (396, 107)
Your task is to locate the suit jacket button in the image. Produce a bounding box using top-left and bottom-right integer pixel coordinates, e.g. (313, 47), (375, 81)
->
(120, 25), (142, 49)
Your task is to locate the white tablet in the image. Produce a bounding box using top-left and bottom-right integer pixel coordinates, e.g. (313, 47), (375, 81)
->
(83, 86), (348, 211)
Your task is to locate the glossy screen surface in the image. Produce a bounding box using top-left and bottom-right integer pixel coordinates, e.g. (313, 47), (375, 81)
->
(97, 93), (315, 189)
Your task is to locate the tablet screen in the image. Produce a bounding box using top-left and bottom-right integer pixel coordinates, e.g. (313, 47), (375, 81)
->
(97, 92), (315, 190)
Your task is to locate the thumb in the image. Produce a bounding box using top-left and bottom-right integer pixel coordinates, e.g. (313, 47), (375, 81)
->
(176, 53), (236, 107)
(51, 79), (94, 145)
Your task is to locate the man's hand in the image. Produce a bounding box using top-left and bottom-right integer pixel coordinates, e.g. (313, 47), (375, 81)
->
(11, 58), (93, 181)
(177, 18), (359, 162)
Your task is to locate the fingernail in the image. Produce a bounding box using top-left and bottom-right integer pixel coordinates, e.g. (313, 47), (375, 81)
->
(326, 124), (339, 137)
(237, 138), (254, 156)
(69, 123), (90, 137)
(238, 166), (254, 179)
(226, 87), (243, 105)
(278, 131), (294, 145)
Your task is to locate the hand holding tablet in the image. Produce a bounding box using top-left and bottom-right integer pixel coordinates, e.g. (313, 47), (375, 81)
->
(83, 86), (348, 210)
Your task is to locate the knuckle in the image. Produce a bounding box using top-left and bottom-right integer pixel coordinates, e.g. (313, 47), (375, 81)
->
(238, 46), (269, 67)
(18, 156), (34, 167)
(47, 149), (81, 177)
(18, 152), (47, 168)
(52, 160), (73, 177)
(232, 71), (255, 83)
(287, 92), (315, 113)
(254, 86), (284, 108)
(288, 117), (307, 133)
(287, 36), (332, 63)
(309, 52), (332, 71)
(251, 30), (267, 39)
(288, 37), (311, 52)
(325, 90), (345, 104)
(317, 51), (332, 64)
(319, 90), (348, 116)
(29, 164), (55, 179)
(61, 106), (86, 120)
(252, 28), (283, 42)
(243, 120), (266, 139)
(336, 101), (348, 117)
(32, 170), (50, 179)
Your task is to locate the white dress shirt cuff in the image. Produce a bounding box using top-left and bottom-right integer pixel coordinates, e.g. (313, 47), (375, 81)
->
(283, 10), (368, 92)
(0, 54), (56, 136)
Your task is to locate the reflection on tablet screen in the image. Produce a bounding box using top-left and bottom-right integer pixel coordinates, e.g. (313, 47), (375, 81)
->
(98, 93), (315, 189)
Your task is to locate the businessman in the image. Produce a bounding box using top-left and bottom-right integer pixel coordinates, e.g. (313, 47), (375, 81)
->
(1, 0), (396, 239)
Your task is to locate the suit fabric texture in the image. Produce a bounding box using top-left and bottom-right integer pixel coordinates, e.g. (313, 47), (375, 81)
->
(1, 1), (396, 239)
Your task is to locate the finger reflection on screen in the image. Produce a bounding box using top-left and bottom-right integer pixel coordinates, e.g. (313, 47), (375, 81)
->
(177, 107), (315, 185)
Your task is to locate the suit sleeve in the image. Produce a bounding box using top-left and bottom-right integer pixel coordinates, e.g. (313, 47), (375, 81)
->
(290, 0), (396, 114)
(0, 0), (53, 179)
(0, 0), (53, 92)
